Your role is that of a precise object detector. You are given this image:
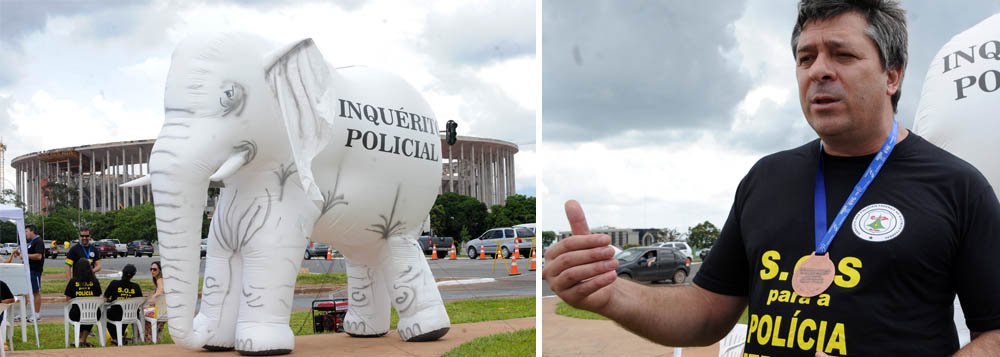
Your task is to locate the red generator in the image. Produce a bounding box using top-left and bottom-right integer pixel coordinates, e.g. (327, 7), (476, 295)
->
(312, 298), (348, 333)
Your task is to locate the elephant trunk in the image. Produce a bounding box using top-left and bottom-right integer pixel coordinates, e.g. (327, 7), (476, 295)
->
(149, 140), (214, 349)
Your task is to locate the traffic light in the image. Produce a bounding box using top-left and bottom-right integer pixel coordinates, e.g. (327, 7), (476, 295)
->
(445, 120), (458, 145)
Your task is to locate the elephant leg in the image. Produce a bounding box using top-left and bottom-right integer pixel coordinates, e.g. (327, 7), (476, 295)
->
(381, 234), (450, 341)
(233, 240), (306, 356)
(343, 257), (391, 337)
(194, 251), (243, 351)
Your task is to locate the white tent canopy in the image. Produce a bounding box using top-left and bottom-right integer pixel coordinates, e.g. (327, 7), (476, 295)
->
(0, 204), (41, 347)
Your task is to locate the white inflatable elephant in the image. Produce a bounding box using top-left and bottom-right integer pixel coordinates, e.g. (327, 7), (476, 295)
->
(913, 13), (1000, 349)
(130, 32), (450, 355)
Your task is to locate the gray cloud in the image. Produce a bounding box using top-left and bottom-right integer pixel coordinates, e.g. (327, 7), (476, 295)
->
(542, 0), (752, 142)
(423, 0), (534, 66)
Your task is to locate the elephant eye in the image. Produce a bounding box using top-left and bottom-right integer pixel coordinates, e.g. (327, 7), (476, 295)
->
(219, 81), (246, 117)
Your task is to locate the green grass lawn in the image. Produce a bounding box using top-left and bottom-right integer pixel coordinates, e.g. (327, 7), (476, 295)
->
(9, 296), (533, 350)
(295, 272), (346, 285)
(442, 328), (534, 357)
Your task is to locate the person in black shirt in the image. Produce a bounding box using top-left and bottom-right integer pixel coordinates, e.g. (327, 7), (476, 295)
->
(6, 224), (45, 322)
(104, 264), (142, 344)
(65, 228), (101, 280)
(0, 280), (15, 322)
(544, 1), (1000, 355)
(64, 259), (102, 347)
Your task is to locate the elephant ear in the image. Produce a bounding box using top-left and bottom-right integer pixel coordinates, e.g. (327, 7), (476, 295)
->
(264, 38), (335, 202)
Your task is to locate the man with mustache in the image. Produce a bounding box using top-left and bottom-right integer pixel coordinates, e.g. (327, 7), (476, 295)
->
(544, 0), (1000, 355)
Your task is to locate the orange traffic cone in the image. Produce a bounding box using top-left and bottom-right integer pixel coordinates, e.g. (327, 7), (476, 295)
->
(512, 238), (521, 259)
(448, 242), (457, 260)
(529, 249), (536, 271)
(479, 243), (486, 259)
(509, 254), (521, 275)
(431, 243), (439, 260)
(326, 247), (332, 260)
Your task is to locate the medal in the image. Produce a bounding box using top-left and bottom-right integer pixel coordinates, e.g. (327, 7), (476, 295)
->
(804, 119), (899, 296)
(792, 253), (835, 297)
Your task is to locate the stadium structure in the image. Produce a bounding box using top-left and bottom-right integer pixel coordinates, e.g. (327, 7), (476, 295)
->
(10, 135), (518, 213)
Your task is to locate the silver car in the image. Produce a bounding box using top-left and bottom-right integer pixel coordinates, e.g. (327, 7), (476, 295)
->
(465, 227), (535, 259)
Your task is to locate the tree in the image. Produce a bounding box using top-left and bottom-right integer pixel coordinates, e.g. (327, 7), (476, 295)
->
(42, 181), (78, 211)
(485, 194), (536, 229)
(24, 214), (78, 243)
(687, 221), (720, 249)
(107, 203), (157, 243)
(660, 228), (683, 242)
(0, 189), (24, 207)
(0, 221), (17, 243)
(542, 231), (556, 247)
(429, 192), (488, 245)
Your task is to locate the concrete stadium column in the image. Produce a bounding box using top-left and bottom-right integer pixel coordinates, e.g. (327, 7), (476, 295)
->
(138, 146), (145, 205)
(479, 145), (485, 204)
(105, 150), (110, 212)
(460, 143), (466, 196)
(448, 141), (455, 192)
(90, 151), (96, 211)
(122, 147), (128, 208)
(78, 151), (84, 210)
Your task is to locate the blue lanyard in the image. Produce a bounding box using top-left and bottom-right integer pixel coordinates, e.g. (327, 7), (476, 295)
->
(82, 245), (91, 259)
(814, 119), (898, 254)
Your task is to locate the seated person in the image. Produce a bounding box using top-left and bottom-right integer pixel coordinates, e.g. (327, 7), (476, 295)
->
(64, 259), (102, 347)
(144, 261), (165, 342)
(0, 280), (14, 322)
(640, 251), (657, 267)
(104, 264), (142, 345)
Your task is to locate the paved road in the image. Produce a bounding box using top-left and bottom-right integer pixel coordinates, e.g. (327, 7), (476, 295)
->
(28, 254), (535, 319)
(541, 262), (701, 296)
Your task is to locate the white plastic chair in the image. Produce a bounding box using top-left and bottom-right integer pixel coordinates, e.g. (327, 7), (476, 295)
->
(64, 297), (106, 348)
(143, 296), (168, 344)
(0, 303), (12, 356)
(718, 323), (748, 357)
(102, 297), (146, 346)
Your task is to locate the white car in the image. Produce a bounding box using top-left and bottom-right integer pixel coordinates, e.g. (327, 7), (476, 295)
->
(0, 243), (19, 255)
(655, 241), (694, 261)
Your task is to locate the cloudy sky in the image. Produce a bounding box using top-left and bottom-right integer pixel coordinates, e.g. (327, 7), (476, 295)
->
(541, 0), (1000, 233)
(0, 0), (536, 197)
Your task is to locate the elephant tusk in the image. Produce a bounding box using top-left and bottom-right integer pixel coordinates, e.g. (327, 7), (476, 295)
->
(120, 175), (151, 187)
(209, 151), (249, 182)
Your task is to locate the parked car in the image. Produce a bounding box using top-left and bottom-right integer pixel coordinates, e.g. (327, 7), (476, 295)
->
(0, 243), (19, 255)
(127, 240), (155, 257)
(95, 240), (118, 258)
(201, 238), (208, 258)
(417, 236), (453, 256)
(699, 247), (712, 261)
(304, 241), (333, 260)
(465, 227), (535, 259)
(99, 239), (128, 257)
(655, 241), (694, 262)
(615, 246), (690, 283)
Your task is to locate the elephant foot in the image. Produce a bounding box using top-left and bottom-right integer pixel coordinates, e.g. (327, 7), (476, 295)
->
(343, 309), (389, 337)
(235, 322), (294, 355)
(396, 303), (451, 342)
(405, 327), (449, 342)
(194, 313), (236, 350)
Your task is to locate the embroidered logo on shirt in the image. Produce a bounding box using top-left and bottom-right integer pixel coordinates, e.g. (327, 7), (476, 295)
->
(852, 203), (904, 242)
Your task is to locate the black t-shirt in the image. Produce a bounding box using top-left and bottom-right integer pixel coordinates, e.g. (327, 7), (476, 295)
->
(694, 133), (1000, 356)
(27, 236), (45, 272)
(64, 278), (102, 298)
(65, 243), (101, 266)
(0, 280), (13, 301)
(104, 280), (142, 302)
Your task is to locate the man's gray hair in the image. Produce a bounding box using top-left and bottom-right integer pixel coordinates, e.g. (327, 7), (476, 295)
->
(791, 0), (907, 112)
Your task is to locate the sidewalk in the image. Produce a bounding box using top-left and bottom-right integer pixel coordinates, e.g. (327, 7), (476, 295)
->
(542, 297), (720, 357)
(10, 317), (534, 356)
